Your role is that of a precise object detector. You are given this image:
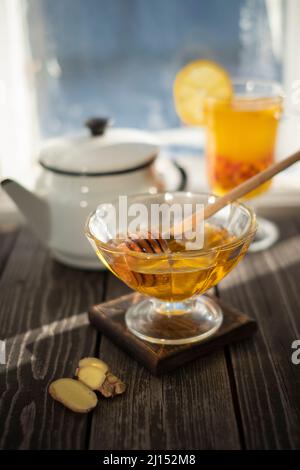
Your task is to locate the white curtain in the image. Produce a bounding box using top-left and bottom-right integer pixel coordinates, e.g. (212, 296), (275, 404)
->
(0, 0), (38, 180)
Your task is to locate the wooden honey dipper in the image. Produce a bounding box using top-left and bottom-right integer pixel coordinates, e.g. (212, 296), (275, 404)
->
(121, 150), (300, 252)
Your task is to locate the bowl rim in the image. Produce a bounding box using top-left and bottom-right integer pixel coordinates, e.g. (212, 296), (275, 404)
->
(85, 191), (257, 259)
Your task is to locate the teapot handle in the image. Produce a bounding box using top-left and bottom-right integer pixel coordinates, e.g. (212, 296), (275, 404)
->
(173, 161), (188, 191)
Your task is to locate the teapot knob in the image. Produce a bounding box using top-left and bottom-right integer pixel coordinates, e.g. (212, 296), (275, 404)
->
(85, 117), (110, 136)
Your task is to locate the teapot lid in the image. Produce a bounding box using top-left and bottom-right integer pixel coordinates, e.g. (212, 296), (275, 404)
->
(39, 118), (159, 176)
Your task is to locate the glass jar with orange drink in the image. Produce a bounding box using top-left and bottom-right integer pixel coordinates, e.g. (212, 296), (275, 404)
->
(204, 80), (283, 198)
(173, 61), (283, 250)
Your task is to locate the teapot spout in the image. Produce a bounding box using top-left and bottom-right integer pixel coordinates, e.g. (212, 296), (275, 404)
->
(1, 178), (50, 242)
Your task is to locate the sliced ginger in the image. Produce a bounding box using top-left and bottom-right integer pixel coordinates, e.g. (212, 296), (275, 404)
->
(49, 378), (98, 413)
(49, 356), (126, 414)
(76, 365), (106, 390)
(99, 372), (126, 398)
(78, 357), (109, 374)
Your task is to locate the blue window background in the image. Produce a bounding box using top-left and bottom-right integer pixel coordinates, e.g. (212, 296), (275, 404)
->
(26, 0), (282, 137)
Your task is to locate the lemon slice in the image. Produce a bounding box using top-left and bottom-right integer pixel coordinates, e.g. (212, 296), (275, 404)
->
(173, 60), (233, 126)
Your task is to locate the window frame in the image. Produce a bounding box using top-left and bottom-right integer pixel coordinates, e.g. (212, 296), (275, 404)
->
(283, 0), (300, 94)
(0, 0), (299, 219)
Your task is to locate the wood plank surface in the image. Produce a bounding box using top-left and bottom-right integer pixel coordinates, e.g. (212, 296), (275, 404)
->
(0, 225), (19, 279)
(89, 275), (241, 450)
(218, 216), (300, 449)
(1, 214), (300, 450)
(0, 228), (105, 449)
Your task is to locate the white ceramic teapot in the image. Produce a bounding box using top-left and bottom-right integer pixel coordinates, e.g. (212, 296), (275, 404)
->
(1, 118), (186, 269)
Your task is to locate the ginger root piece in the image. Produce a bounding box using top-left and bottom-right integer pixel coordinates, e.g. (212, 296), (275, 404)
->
(76, 365), (106, 390)
(49, 378), (98, 413)
(78, 357), (109, 374)
(99, 372), (126, 398)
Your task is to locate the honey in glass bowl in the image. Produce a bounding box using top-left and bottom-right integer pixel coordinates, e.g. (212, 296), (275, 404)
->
(97, 224), (247, 303)
(86, 192), (256, 344)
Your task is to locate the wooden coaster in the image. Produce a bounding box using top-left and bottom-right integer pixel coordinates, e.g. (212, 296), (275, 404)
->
(88, 293), (257, 375)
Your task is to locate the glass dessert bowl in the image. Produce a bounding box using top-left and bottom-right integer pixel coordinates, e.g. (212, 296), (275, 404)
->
(86, 192), (256, 345)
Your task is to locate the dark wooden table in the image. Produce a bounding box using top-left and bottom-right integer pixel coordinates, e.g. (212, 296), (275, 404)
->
(1, 215), (300, 450)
